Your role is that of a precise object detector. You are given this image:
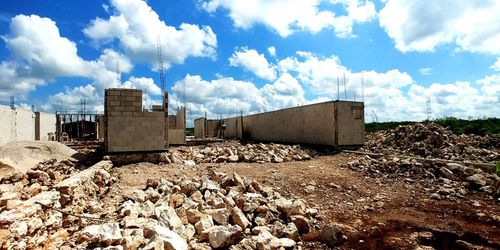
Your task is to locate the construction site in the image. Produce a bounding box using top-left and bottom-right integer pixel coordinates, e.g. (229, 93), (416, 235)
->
(0, 87), (498, 250)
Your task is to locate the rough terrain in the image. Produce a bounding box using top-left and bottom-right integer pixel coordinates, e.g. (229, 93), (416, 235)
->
(0, 123), (498, 249)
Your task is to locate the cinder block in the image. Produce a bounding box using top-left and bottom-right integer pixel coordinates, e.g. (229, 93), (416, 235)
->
(109, 111), (122, 117)
(109, 90), (121, 96)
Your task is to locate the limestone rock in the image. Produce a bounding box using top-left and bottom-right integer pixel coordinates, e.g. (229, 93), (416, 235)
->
(206, 225), (243, 249)
(230, 207), (251, 229)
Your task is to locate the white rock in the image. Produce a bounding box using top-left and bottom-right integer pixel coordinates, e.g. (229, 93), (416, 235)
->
(206, 225), (243, 249)
(79, 222), (122, 246)
(9, 220), (28, 238)
(269, 238), (296, 249)
(154, 202), (183, 229)
(195, 214), (214, 235)
(143, 223), (188, 250)
(230, 207), (251, 229)
(183, 160), (196, 167)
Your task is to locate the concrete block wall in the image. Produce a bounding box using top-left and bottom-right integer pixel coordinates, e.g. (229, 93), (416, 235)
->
(104, 89), (167, 152)
(222, 116), (243, 139)
(194, 101), (364, 146)
(194, 118), (221, 139)
(97, 115), (105, 141)
(168, 129), (186, 145)
(168, 106), (186, 145)
(0, 105), (55, 146)
(35, 112), (56, 141)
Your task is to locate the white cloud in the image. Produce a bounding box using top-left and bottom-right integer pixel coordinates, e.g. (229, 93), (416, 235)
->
(268, 46), (276, 57)
(491, 58), (500, 71)
(42, 84), (101, 112)
(3, 14), (89, 79)
(84, 0), (217, 69)
(0, 13), (165, 112)
(121, 77), (161, 96)
(170, 73), (307, 126)
(379, 0), (500, 54)
(419, 67), (433, 76)
(201, 0), (376, 37)
(229, 48), (277, 80)
(0, 61), (45, 100)
(41, 76), (164, 112)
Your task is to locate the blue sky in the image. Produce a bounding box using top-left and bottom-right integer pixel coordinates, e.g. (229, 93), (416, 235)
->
(0, 0), (498, 125)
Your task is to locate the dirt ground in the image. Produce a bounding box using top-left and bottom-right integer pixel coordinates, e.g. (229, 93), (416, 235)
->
(110, 152), (500, 249)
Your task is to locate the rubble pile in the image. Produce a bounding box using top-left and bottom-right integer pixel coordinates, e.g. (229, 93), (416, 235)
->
(365, 123), (499, 163)
(0, 161), (114, 249)
(169, 142), (313, 165)
(1, 161), (322, 249)
(343, 156), (499, 199)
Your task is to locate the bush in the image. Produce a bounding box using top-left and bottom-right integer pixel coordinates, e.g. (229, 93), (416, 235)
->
(497, 162), (500, 177)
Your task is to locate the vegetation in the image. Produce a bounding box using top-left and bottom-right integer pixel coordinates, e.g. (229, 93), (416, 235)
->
(497, 162), (500, 177)
(366, 117), (500, 136)
(186, 127), (194, 136)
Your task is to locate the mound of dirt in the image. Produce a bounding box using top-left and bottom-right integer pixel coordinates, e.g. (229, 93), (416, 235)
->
(0, 141), (77, 177)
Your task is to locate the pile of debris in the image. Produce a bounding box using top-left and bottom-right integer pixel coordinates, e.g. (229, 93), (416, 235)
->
(169, 142), (313, 165)
(1, 160), (332, 249)
(365, 123), (499, 163)
(343, 156), (499, 199)
(0, 161), (114, 249)
(1, 158), (79, 184)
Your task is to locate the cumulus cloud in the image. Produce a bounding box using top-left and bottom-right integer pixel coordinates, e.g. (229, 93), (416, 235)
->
(229, 48), (277, 80)
(3, 15), (90, 79)
(41, 75), (163, 112)
(0, 61), (45, 101)
(379, 0), (500, 54)
(268, 46), (276, 57)
(201, 0), (376, 37)
(84, 0), (217, 69)
(121, 77), (161, 96)
(170, 73), (306, 126)
(0, 14), (96, 101)
(491, 58), (500, 71)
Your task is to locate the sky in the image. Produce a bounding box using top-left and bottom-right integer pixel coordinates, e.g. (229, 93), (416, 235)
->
(0, 0), (499, 126)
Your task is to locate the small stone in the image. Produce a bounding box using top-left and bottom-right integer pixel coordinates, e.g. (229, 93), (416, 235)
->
(183, 160), (196, 167)
(78, 222), (122, 246)
(467, 174), (487, 187)
(269, 238), (296, 249)
(228, 155), (239, 162)
(430, 193), (441, 200)
(305, 185), (315, 193)
(9, 221), (28, 238)
(320, 225), (345, 247)
(439, 167), (455, 180)
(186, 209), (203, 224)
(205, 208), (230, 225)
(282, 223), (299, 241)
(230, 207), (251, 229)
(143, 223), (188, 250)
(194, 214), (214, 235)
(206, 225), (243, 249)
(291, 215), (310, 234)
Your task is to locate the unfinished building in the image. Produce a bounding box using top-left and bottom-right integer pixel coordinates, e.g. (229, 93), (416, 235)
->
(103, 88), (186, 153)
(194, 100), (365, 146)
(0, 105), (56, 146)
(168, 107), (186, 145)
(104, 89), (168, 153)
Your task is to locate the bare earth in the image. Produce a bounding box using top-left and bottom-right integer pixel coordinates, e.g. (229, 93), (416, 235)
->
(111, 153), (500, 249)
